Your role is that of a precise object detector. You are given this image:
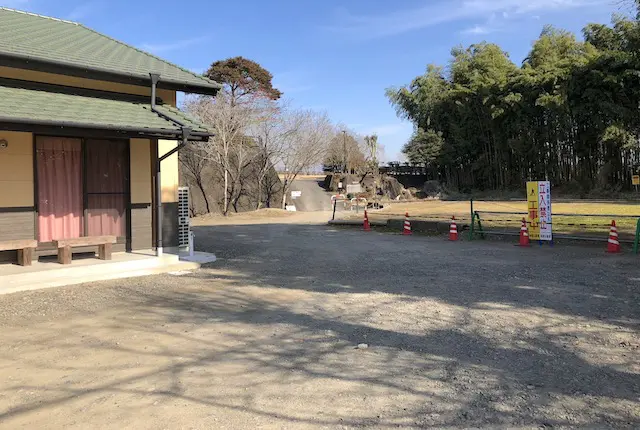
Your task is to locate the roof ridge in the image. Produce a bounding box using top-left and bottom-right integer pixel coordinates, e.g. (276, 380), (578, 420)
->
(75, 22), (214, 87)
(0, 7), (220, 92)
(0, 7), (79, 25)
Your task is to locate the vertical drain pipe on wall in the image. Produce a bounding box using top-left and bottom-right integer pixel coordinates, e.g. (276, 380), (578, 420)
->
(150, 73), (190, 257)
(151, 74), (163, 257)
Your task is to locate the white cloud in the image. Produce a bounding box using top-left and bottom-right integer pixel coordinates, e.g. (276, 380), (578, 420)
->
(140, 36), (210, 54)
(326, 0), (609, 40)
(67, 1), (105, 21)
(461, 11), (504, 35)
(463, 25), (493, 35)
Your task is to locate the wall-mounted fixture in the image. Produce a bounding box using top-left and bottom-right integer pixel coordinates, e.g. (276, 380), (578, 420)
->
(0, 139), (7, 149)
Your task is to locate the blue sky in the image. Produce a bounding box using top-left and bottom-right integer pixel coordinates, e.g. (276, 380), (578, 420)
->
(4, 0), (620, 160)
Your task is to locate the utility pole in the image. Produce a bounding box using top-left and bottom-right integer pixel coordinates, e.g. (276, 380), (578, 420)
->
(342, 130), (347, 174)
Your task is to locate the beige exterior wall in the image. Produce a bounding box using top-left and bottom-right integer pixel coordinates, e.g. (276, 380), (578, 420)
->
(0, 66), (177, 106)
(0, 135), (173, 208)
(0, 131), (33, 207)
(158, 139), (179, 203)
(0, 67), (183, 214)
(130, 138), (152, 204)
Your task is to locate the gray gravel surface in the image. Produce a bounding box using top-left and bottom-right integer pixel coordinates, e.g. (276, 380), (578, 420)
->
(0, 218), (639, 429)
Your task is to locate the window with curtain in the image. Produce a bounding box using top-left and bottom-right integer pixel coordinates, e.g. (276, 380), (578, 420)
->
(36, 137), (83, 242)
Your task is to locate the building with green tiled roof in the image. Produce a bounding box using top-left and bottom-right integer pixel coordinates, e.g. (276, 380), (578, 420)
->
(0, 7), (219, 263)
(0, 7), (219, 95)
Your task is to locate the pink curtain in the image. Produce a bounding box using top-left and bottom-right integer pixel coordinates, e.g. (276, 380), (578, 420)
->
(36, 137), (83, 242)
(86, 140), (126, 237)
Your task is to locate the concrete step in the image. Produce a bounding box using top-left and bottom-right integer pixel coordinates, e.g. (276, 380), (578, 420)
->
(0, 254), (204, 295)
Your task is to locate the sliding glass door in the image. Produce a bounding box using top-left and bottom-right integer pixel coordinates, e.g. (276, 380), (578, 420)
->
(85, 139), (128, 239)
(36, 136), (129, 244)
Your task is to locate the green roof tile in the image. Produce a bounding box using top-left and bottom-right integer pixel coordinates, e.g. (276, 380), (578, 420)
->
(0, 85), (213, 137)
(0, 8), (220, 94)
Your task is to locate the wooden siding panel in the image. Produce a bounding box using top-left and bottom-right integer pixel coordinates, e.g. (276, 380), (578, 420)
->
(0, 210), (35, 241)
(131, 204), (152, 250)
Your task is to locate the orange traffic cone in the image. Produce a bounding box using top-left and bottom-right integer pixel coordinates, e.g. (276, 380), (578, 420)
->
(403, 212), (412, 235)
(449, 216), (458, 241)
(519, 218), (530, 247)
(607, 220), (621, 253)
(363, 210), (371, 231)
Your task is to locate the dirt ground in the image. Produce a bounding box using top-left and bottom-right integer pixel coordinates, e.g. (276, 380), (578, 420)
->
(0, 213), (639, 428)
(191, 209), (332, 226)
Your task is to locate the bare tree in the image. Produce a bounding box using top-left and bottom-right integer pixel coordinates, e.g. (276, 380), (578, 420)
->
(179, 143), (212, 214)
(364, 134), (379, 169)
(363, 133), (386, 179)
(184, 92), (254, 215)
(324, 130), (366, 174)
(228, 135), (261, 212)
(277, 109), (335, 209)
(248, 102), (294, 209)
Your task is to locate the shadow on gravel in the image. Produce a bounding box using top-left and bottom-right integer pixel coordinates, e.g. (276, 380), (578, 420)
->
(4, 283), (634, 428)
(166, 222), (640, 427)
(1, 222), (637, 428)
(192, 223), (640, 328)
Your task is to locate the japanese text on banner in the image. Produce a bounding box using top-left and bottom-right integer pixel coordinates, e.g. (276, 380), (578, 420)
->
(526, 182), (540, 241)
(538, 181), (552, 241)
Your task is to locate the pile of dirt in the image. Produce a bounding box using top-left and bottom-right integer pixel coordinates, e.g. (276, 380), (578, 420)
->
(325, 173), (412, 201)
(380, 176), (411, 200)
(180, 154), (284, 216)
(195, 208), (294, 221)
(191, 208), (296, 225)
(422, 180), (444, 199)
(324, 174), (363, 192)
(229, 208), (295, 218)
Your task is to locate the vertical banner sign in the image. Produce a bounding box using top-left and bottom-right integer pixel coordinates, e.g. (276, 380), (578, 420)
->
(527, 182), (540, 240)
(527, 181), (552, 241)
(538, 181), (552, 241)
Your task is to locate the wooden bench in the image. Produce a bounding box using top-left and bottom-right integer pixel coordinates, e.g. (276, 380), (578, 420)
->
(53, 236), (117, 265)
(0, 239), (38, 266)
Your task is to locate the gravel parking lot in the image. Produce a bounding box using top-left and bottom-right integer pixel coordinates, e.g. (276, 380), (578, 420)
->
(0, 216), (639, 428)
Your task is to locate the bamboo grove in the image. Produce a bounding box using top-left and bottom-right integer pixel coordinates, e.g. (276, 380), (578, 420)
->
(386, 10), (640, 193)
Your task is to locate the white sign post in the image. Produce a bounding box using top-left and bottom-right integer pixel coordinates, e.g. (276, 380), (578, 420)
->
(538, 181), (552, 241)
(527, 181), (552, 243)
(346, 184), (362, 194)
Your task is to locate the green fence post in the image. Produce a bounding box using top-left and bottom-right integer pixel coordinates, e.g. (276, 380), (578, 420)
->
(475, 211), (486, 240)
(634, 218), (640, 254)
(469, 199), (474, 240)
(332, 198), (337, 221)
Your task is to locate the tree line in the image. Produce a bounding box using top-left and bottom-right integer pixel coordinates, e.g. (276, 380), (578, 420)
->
(181, 57), (382, 215)
(180, 57), (335, 215)
(323, 132), (381, 175)
(386, 5), (640, 193)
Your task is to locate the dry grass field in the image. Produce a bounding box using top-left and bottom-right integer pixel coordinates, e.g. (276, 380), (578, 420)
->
(345, 200), (640, 238)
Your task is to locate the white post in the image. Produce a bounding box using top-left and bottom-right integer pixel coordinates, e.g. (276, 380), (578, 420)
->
(189, 231), (195, 257)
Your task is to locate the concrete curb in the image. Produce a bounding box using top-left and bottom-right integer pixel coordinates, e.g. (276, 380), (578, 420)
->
(328, 219), (388, 227)
(329, 218), (468, 234)
(0, 253), (216, 295)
